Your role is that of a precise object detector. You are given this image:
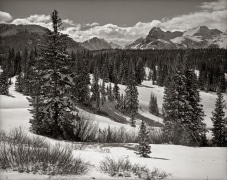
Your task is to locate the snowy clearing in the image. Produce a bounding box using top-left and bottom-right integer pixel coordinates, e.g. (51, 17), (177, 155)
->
(0, 77), (226, 180)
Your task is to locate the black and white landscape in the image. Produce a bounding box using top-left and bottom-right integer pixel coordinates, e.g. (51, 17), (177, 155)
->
(0, 0), (226, 180)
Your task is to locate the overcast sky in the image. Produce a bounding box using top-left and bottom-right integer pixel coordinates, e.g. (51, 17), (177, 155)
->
(0, 0), (226, 45)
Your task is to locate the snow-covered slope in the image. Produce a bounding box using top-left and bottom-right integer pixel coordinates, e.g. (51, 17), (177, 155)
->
(90, 73), (226, 128)
(0, 77), (135, 132)
(0, 77), (226, 180)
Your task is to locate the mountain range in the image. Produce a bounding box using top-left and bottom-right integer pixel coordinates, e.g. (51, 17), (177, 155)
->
(125, 26), (227, 49)
(80, 37), (122, 50)
(0, 24), (226, 54)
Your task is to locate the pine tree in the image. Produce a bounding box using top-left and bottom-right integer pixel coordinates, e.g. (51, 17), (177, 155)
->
(185, 63), (207, 146)
(148, 70), (152, 81)
(91, 67), (100, 110)
(120, 54), (128, 85)
(135, 59), (145, 84)
(8, 78), (12, 85)
(217, 72), (226, 93)
(101, 61), (109, 83)
(211, 89), (226, 146)
(162, 54), (189, 144)
(15, 72), (23, 92)
(118, 93), (125, 112)
(0, 67), (9, 95)
(29, 10), (76, 140)
(135, 121), (151, 157)
(100, 80), (106, 105)
(14, 51), (22, 75)
(21, 48), (31, 95)
(107, 82), (113, 101)
(113, 81), (120, 101)
(73, 58), (90, 105)
(28, 56), (45, 135)
(149, 92), (159, 116)
(125, 60), (139, 127)
(27, 48), (39, 97)
(152, 66), (157, 84)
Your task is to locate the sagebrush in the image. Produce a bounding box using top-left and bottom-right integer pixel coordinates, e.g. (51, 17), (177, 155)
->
(100, 156), (171, 179)
(0, 129), (90, 175)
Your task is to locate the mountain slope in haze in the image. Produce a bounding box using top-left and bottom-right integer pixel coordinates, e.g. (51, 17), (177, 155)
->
(81, 37), (122, 50)
(126, 26), (226, 49)
(109, 42), (122, 49)
(0, 24), (85, 54)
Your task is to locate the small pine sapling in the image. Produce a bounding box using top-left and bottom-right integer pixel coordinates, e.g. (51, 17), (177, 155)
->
(135, 121), (151, 157)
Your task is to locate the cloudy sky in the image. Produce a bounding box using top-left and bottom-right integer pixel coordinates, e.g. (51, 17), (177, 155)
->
(0, 0), (226, 45)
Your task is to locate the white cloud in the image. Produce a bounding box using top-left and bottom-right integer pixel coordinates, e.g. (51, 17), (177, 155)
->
(199, 0), (227, 11)
(159, 10), (227, 32)
(11, 14), (77, 30)
(158, 0), (227, 32)
(62, 19), (75, 26)
(11, 14), (52, 29)
(62, 20), (161, 45)
(0, 11), (13, 23)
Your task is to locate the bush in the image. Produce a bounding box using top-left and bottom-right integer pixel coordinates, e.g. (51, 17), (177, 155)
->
(7, 127), (49, 148)
(100, 156), (132, 177)
(73, 113), (99, 142)
(148, 128), (166, 144)
(97, 126), (138, 143)
(100, 156), (171, 179)
(0, 129), (90, 175)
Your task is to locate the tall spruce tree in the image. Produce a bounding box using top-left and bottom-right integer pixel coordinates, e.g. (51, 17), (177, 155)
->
(125, 60), (139, 127)
(91, 67), (100, 110)
(0, 67), (9, 95)
(185, 61), (207, 146)
(100, 80), (106, 105)
(162, 54), (189, 144)
(113, 81), (120, 101)
(135, 121), (151, 157)
(149, 92), (159, 116)
(28, 55), (45, 135)
(15, 72), (23, 92)
(21, 48), (31, 95)
(107, 82), (113, 101)
(120, 53), (128, 85)
(211, 89), (226, 146)
(73, 57), (90, 105)
(29, 10), (76, 140)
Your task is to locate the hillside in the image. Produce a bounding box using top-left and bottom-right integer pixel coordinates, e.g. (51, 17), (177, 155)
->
(0, 24), (85, 54)
(81, 37), (122, 50)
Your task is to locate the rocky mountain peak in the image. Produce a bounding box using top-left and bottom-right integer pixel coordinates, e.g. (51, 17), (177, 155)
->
(183, 26), (222, 39)
(126, 25), (226, 49)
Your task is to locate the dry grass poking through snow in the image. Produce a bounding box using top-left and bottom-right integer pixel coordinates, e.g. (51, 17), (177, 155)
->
(100, 156), (171, 179)
(0, 128), (90, 175)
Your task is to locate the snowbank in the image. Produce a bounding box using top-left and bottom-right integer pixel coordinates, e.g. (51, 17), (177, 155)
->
(0, 76), (226, 180)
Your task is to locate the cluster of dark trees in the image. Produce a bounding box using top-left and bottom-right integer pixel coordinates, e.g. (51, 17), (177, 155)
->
(84, 48), (227, 93)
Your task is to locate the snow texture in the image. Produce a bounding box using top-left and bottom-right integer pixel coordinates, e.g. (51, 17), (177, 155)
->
(0, 76), (226, 180)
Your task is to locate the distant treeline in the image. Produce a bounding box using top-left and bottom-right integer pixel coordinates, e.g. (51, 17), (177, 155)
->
(89, 48), (227, 92)
(0, 48), (226, 92)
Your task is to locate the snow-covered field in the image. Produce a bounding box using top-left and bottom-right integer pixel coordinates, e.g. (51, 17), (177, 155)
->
(0, 77), (226, 180)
